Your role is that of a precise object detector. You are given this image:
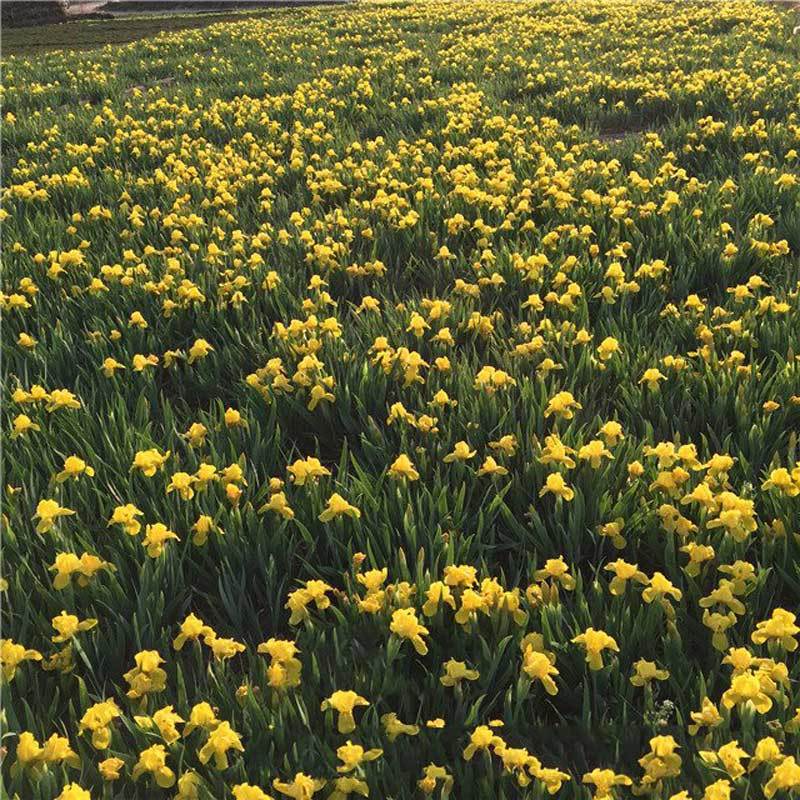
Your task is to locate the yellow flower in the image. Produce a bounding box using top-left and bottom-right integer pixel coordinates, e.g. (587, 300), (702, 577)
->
(224, 407), (246, 427)
(329, 777), (369, 800)
(705, 491), (757, 542)
(578, 439), (613, 469)
(56, 784), (91, 800)
(34, 498), (75, 533)
(702, 609), (738, 652)
(476, 456), (509, 476)
(258, 638), (303, 690)
(642, 572), (683, 616)
(630, 659), (669, 687)
(439, 659), (479, 686)
(13, 384), (49, 404)
(751, 608), (799, 651)
(454, 588), (487, 624)
(463, 725), (502, 760)
(287, 457), (331, 485)
(286, 580), (333, 624)
(132, 353), (159, 372)
(493, 741), (538, 787)
(681, 542), (715, 576)
(46, 388), (82, 411)
(321, 690), (369, 734)
(764, 757), (800, 799)
(42, 733), (81, 769)
(628, 460), (645, 478)
(124, 650), (167, 704)
(101, 357), (126, 377)
(136, 705), (184, 745)
(761, 467), (800, 497)
(272, 773), (326, 800)
(721, 646), (756, 674)
(702, 779), (732, 800)
(538, 434), (577, 468)
(164, 349), (185, 367)
(356, 568), (388, 595)
(639, 736), (681, 785)
(259, 491), (295, 520)
(430, 389), (456, 407)
(489, 434), (517, 455)
(443, 440), (476, 463)
(187, 338), (214, 363)
(107, 503), (143, 535)
(173, 613), (214, 650)
(598, 421), (624, 446)
(381, 712), (419, 741)
(132, 448), (170, 476)
(598, 518), (626, 549)
(700, 741), (748, 780)
(142, 523), (180, 557)
(422, 581), (456, 617)
(390, 607), (429, 655)
(407, 312), (430, 337)
(417, 764), (453, 795)
(233, 784), (275, 800)
(699, 581), (745, 616)
(416, 414), (439, 434)
(184, 702), (220, 737)
(50, 611), (97, 643)
(79, 699), (121, 750)
(10, 732), (45, 777)
(198, 720), (245, 769)
(191, 514), (219, 545)
(522, 647), (559, 695)
(50, 551), (114, 590)
(167, 471), (195, 500)
(582, 768), (632, 800)
(319, 493), (361, 522)
(1, 638), (43, 681)
(206, 635), (246, 662)
(544, 390), (582, 420)
(443, 564), (477, 588)
(572, 628), (619, 671)
(539, 472), (574, 501)
(721, 671), (773, 714)
(132, 744), (175, 788)
(98, 756), (125, 780)
(534, 557), (576, 590)
(537, 766), (571, 794)
(10, 413), (40, 437)
(596, 337), (620, 361)
(639, 368), (666, 390)
(308, 384), (336, 411)
(336, 740), (382, 773)
(176, 771), (202, 800)
(184, 422), (208, 447)
(129, 310), (148, 328)
(388, 454), (420, 481)
(474, 365), (516, 393)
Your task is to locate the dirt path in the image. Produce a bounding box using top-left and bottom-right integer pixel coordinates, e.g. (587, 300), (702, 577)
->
(66, 1), (109, 14)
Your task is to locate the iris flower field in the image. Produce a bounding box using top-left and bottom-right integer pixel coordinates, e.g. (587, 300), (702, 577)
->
(1, 1), (800, 798)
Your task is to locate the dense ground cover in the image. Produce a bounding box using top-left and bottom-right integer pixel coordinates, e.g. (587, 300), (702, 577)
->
(1, 4), (341, 57)
(2, 1), (800, 798)
(1, 11), (260, 57)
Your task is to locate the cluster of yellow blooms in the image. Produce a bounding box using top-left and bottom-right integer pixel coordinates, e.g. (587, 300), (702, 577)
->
(2, 0), (799, 798)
